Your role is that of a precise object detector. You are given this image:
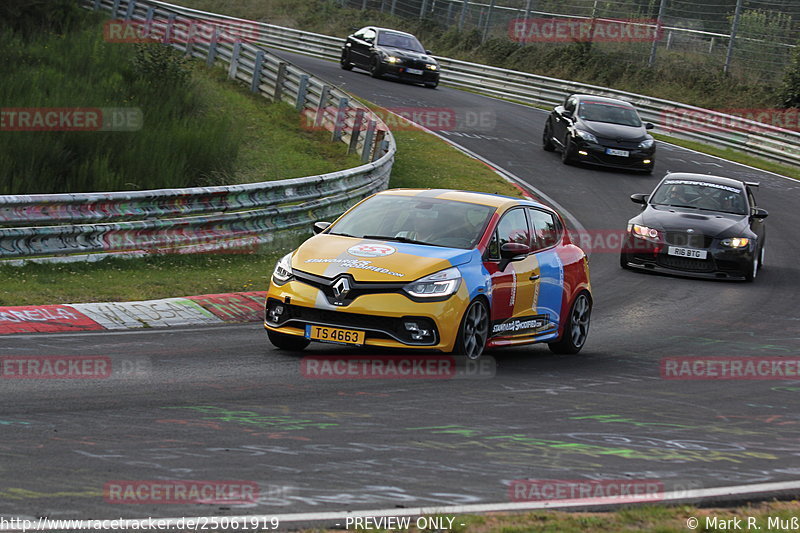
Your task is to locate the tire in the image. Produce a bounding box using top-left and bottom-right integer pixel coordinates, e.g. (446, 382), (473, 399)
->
(758, 245), (765, 270)
(425, 81), (438, 89)
(542, 122), (555, 152)
(744, 250), (759, 282)
(548, 292), (591, 355)
(267, 329), (310, 351)
(340, 50), (353, 70)
(561, 137), (575, 165)
(620, 252), (632, 270)
(453, 299), (489, 360)
(369, 57), (384, 78)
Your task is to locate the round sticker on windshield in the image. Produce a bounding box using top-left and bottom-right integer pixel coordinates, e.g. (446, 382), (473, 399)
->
(347, 244), (397, 258)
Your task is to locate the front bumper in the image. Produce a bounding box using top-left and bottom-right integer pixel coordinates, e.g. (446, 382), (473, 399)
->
(573, 141), (654, 171)
(381, 63), (439, 84)
(265, 278), (469, 351)
(621, 234), (754, 280)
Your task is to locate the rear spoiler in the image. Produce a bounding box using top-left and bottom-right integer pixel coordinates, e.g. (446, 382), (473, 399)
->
(745, 181), (760, 187)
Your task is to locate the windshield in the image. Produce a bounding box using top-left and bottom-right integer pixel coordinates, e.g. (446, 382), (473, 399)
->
(650, 179), (748, 215)
(376, 31), (426, 53)
(577, 101), (642, 127)
(328, 195), (495, 249)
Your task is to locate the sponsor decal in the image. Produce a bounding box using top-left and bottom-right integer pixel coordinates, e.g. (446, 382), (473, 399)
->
(0, 304), (104, 334)
(304, 258), (404, 277)
(347, 243), (397, 258)
(662, 179), (741, 194)
(491, 314), (550, 337)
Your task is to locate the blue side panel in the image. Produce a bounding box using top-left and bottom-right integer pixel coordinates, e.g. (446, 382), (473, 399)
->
(451, 250), (492, 307)
(534, 249), (564, 328)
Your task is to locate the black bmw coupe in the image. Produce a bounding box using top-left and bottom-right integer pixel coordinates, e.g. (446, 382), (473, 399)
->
(340, 26), (440, 88)
(620, 173), (768, 281)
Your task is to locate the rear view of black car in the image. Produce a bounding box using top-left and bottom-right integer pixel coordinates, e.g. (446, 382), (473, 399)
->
(340, 26), (440, 88)
(620, 173), (768, 281)
(543, 94), (655, 173)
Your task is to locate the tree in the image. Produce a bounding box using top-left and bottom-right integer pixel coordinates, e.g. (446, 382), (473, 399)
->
(779, 44), (800, 108)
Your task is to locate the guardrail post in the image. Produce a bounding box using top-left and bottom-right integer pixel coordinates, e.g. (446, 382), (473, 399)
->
(228, 41), (242, 80)
(185, 19), (196, 56)
(348, 109), (365, 154)
(361, 119), (376, 163)
(251, 51), (265, 93)
(124, 0), (136, 21)
(163, 13), (175, 44)
(112, 0), (121, 18)
(295, 75), (309, 111)
(274, 62), (287, 102)
(372, 131), (387, 162)
(206, 28), (219, 67)
(314, 85), (331, 128)
(144, 6), (154, 37)
(332, 97), (349, 142)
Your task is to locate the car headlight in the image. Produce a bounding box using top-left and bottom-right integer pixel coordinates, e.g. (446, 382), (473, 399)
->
(403, 266), (461, 299)
(385, 55), (401, 63)
(638, 139), (654, 149)
(721, 237), (750, 248)
(426, 64), (438, 70)
(629, 223), (660, 241)
(272, 252), (293, 283)
(575, 130), (598, 143)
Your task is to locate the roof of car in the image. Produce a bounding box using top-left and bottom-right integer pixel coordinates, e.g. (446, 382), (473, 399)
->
(572, 94), (635, 108)
(369, 27), (416, 37)
(375, 188), (540, 209)
(660, 173), (746, 190)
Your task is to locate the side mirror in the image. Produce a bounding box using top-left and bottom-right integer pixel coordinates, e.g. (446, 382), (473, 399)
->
(426, 49), (432, 54)
(630, 193), (648, 204)
(645, 122), (654, 130)
(498, 242), (531, 271)
(751, 208), (768, 219)
(313, 221), (331, 234)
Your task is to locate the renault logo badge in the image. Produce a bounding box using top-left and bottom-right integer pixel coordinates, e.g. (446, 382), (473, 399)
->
(332, 277), (351, 302)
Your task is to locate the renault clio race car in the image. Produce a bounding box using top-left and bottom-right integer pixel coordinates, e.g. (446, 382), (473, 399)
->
(265, 189), (592, 359)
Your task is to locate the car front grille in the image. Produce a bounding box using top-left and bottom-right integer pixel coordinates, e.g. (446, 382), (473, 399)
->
(664, 232), (713, 248)
(656, 255), (715, 272)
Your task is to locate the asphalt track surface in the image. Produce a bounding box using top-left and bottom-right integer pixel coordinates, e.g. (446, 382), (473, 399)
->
(2, 50), (800, 524)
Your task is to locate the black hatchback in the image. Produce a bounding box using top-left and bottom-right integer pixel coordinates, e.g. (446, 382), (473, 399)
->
(543, 94), (656, 173)
(340, 26), (440, 88)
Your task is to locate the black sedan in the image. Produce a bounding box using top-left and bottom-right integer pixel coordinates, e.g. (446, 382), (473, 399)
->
(543, 94), (656, 173)
(620, 173), (768, 281)
(340, 26), (440, 88)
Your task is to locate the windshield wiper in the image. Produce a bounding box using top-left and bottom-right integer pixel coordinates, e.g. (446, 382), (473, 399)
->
(328, 231), (357, 237)
(361, 234), (440, 246)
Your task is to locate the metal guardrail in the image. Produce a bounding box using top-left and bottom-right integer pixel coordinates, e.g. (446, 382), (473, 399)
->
(0, 0), (395, 261)
(182, 8), (799, 168)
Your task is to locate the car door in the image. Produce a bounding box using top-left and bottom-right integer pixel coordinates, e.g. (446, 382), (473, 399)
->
(349, 27), (376, 67)
(527, 207), (565, 335)
(551, 95), (577, 146)
(483, 208), (541, 339)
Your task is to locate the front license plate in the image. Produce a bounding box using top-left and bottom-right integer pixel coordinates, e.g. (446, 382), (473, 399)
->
(668, 246), (707, 259)
(605, 148), (630, 157)
(305, 325), (365, 345)
(406, 68), (424, 75)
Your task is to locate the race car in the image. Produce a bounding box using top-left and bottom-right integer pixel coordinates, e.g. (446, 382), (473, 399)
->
(620, 173), (768, 281)
(265, 189), (592, 359)
(543, 94), (656, 173)
(340, 26), (440, 88)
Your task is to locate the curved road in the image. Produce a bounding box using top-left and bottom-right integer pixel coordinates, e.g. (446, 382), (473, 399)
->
(2, 49), (800, 524)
